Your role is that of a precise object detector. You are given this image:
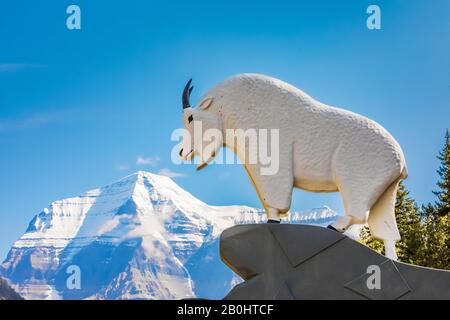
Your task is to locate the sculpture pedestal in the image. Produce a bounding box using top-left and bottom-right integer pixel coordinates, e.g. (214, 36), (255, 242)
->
(220, 224), (450, 300)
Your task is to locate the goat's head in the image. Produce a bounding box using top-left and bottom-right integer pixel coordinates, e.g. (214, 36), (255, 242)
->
(179, 79), (223, 170)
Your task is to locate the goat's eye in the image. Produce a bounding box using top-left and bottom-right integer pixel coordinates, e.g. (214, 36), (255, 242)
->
(188, 115), (193, 123)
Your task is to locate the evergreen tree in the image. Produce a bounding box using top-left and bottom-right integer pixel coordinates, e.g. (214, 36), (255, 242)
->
(417, 130), (450, 269)
(359, 225), (384, 254)
(419, 213), (449, 270)
(432, 129), (450, 217)
(393, 182), (424, 264)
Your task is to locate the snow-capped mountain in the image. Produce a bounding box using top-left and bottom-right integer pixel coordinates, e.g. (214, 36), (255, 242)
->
(0, 171), (338, 300)
(0, 277), (23, 300)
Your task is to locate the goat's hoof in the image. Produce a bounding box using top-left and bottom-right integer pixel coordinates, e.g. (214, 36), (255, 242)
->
(327, 225), (340, 232)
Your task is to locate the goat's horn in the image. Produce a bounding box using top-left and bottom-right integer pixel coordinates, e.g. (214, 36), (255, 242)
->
(182, 79), (193, 110)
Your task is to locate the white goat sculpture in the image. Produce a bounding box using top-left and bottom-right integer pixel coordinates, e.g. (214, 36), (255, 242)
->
(179, 74), (408, 260)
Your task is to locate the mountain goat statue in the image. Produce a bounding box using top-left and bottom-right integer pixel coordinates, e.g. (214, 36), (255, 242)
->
(179, 74), (408, 260)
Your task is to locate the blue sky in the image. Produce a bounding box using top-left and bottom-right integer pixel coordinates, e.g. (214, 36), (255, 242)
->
(0, 0), (449, 260)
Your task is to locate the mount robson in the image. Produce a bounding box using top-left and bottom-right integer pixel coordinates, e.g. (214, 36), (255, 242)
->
(0, 171), (339, 300)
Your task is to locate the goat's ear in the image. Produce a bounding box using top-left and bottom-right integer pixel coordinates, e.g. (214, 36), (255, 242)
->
(198, 97), (214, 110)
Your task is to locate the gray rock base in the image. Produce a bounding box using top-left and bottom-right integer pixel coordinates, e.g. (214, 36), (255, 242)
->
(220, 224), (450, 300)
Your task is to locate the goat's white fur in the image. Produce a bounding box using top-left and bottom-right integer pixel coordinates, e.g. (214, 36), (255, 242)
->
(180, 74), (408, 260)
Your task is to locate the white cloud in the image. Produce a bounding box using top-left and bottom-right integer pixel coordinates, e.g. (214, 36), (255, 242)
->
(116, 164), (129, 171)
(0, 114), (52, 131)
(0, 109), (85, 133)
(136, 156), (160, 166)
(0, 63), (45, 72)
(158, 168), (186, 178)
(203, 254), (214, 262)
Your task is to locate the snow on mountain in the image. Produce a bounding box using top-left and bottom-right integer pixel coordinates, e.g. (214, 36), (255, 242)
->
(0, 171), (338, 300)
(0, 276), (23, 300)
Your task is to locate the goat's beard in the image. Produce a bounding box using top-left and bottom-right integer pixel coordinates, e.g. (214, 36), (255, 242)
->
(196, 162), (208, 171)
(196, 150), (217, 171)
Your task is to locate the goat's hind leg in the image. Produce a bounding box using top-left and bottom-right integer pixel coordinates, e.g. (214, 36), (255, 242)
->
(368, 179), (401, 260)
(329, 185), (371, 233)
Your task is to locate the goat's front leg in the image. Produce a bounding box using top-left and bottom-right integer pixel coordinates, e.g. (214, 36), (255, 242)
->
(266, 207), (281, 223)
